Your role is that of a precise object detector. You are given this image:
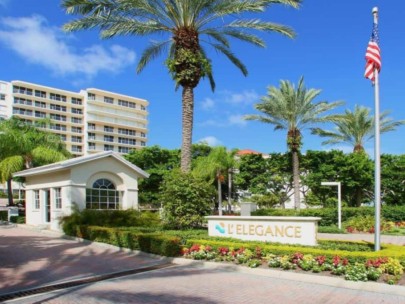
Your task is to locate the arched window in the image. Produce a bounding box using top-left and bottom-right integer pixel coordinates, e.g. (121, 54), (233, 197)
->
(86, 178), (121, 210)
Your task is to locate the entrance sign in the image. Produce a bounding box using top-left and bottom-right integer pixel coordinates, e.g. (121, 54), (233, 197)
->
(206, 216), (321, 246)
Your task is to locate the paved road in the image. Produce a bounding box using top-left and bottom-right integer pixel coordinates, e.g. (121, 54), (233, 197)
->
(1, 226), (405, 304)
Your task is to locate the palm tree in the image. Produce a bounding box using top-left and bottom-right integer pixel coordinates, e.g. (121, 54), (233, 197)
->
(0, 117), (71, 205)
(62, 0), (301, 172)
(312, 105), (405, 153)
(193, 146), (236, 215)
(245, 77), (343, 210)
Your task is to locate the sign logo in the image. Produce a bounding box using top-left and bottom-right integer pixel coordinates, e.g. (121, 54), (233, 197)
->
(215, 222), (226, 234)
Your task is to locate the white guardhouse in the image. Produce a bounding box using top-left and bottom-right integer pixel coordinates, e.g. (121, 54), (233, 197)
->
(13, 151), (149, 230)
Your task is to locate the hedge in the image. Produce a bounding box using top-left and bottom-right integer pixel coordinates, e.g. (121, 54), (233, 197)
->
(0, 210), (7, 221)
(68, 225), (182, 257)
(10, 216), (25, 224)
(252, 206), (405, 226)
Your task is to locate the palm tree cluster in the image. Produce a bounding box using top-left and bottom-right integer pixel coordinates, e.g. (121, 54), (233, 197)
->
(0, 117), (71, 205)
(245, 77), (344, 209)
(62, 0), (302, 172)
(245, 77), (404, 209)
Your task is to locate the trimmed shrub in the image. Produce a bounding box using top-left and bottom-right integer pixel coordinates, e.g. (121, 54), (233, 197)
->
(10, 216), (25, 224)
(0, 210), (7, 221)
(59, 205), (162, 233)
(138, 234), (182, 257)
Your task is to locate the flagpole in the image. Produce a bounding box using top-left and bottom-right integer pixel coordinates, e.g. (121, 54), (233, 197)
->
(372, 7), (381, 252)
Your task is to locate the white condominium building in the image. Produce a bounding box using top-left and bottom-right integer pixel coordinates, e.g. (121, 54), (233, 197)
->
(0, 80), (148, 156)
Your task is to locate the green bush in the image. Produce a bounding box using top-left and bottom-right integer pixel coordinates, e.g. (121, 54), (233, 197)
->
(318, 226), (346, 234)
(160, 170), (214, 229)
(10, 216), (25, 224)
(253, 206), (405, 227)
(138, 234), (182, 257)
(65, 225), (182, 257)
(60, 205), (162, 233)
(0, 210), (7, 221)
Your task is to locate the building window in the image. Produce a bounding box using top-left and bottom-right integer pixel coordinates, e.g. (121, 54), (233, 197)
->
(34, 190), (40, 209)
(86, 179), (120, 210)
(141, 141), (146, 147)
(50, 114), (67, 121)
(71, 108), (82, 114)
(59, 134), (67, 141)
(54, 188), (62, 209)
(72, 145), (82, 152)
(88, 123), (96, 130)
(104, 96), (114, 104)
(104, 144), (114, 151)
(13, 86), (33, 96)
(50, 124), (66, 131)
(118, 128), (136, 136)
(71, 135), (82, 143)
(141, 105), (146, 111)
(88, 142), (96, 150)
(141, 132), (146, 138)
(118, 99), (136, 108)
(71, 97), (82, 105)
(35, 111), (46, 118)
(88, 132), (96, 140)
(71, 117), (82, 124)
(104, 126), (114, 133)
(50, 104), (66, 112)
(118, 137), (136, 145)
(104, 135), (114, 142)
(0, 94), (5, 100)
(35, 101), (46, 108)
(72, 126), (82, 133)
(88, 93), (96, 100)
(14, 97), (33, 106)
(50, 93), (67, 102)
(13, 107), (33, 116)
(119, 147), (130, 153)
(35, 90), (46, 98)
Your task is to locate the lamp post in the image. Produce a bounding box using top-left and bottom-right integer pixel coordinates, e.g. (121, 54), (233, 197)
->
(321, 182), (342, 229)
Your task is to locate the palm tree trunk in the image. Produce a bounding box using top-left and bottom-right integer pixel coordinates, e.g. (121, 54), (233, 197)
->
(7, 178), (14, 206)
(292, 151), (301, 210)
(181, 86), (194, 172)
(217, 174), (222, 216)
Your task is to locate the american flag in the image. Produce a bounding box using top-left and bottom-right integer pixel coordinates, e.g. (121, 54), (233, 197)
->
(364, 22), (381, 82)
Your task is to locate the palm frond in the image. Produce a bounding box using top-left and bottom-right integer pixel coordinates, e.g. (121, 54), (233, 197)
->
(137, 40), (171, 73)
(226, 20), (295, 38)
(211, 44), (248, 76)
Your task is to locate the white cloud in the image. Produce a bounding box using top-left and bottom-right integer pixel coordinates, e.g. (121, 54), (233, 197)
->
(0, 15), (136, 77)
(198, 114), (247, 128)
(201, 97), (215, 110)
(222, 89), (259, 106)
(197, 136), (222, 146)
(228, 114), (247, 126)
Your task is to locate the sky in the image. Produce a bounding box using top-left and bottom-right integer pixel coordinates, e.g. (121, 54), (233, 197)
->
(0, 0), (405, 155)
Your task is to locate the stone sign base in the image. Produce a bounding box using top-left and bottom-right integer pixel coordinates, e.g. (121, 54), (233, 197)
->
(206, 216), (321, 246)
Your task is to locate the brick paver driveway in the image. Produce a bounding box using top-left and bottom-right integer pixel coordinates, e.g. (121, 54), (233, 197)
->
(1, 226), (405, 304)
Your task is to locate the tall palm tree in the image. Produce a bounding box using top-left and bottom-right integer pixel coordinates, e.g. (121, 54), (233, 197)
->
(62, 0), (301, 172)
(193, 146), (236, 215)
(312, 105), (405, 153)
(0, 117), (71, 205)
(245, 77), (343, 209)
